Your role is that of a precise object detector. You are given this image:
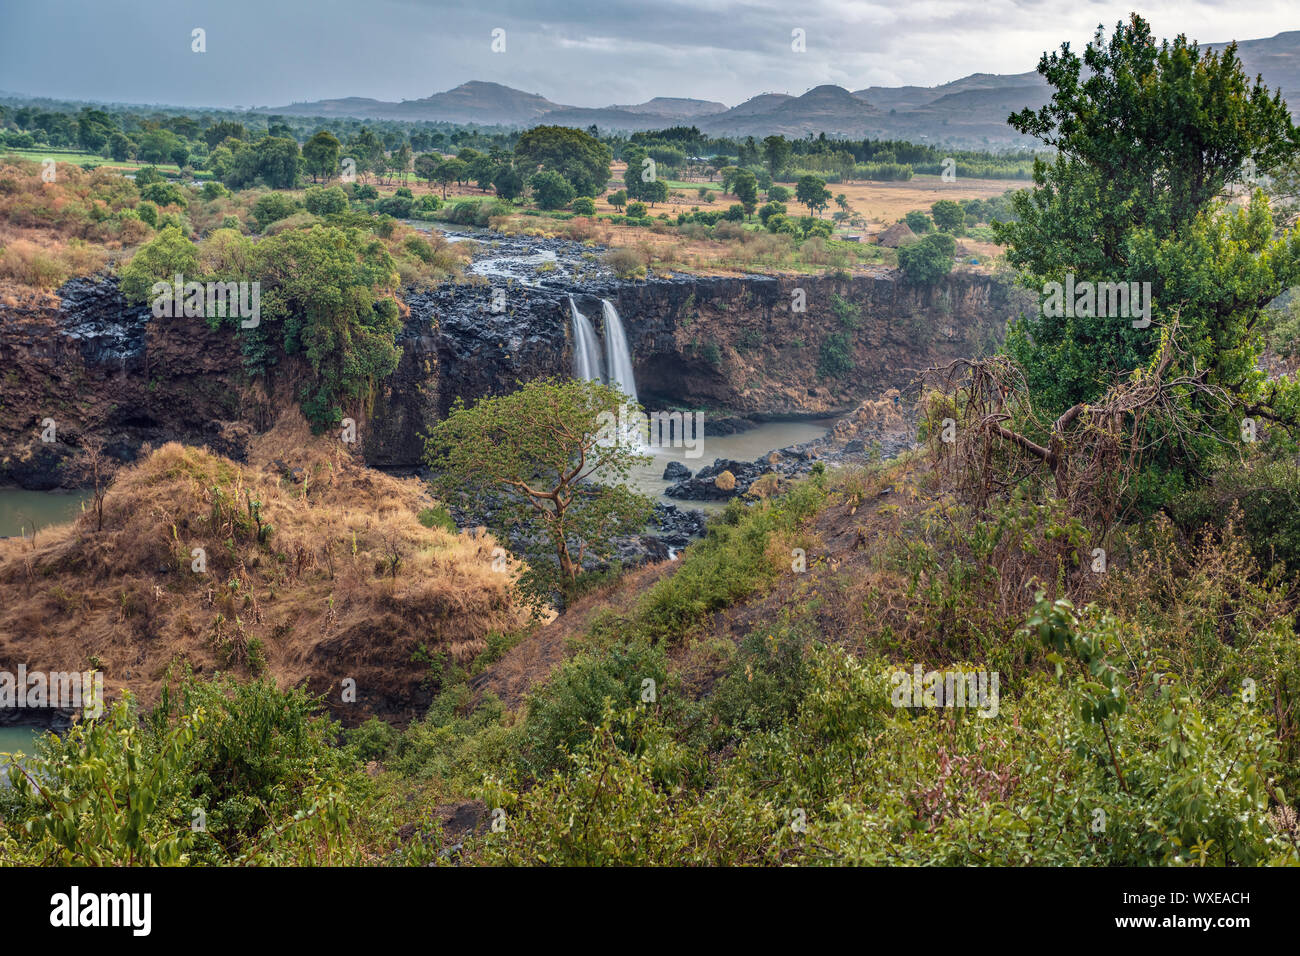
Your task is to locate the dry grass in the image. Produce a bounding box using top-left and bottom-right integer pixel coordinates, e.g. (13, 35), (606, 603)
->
(0, 411), (530, 723)
(0, 156), (145, 289)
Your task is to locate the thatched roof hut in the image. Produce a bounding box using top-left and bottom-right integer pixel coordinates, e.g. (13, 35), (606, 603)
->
(876, 222), (919, 247)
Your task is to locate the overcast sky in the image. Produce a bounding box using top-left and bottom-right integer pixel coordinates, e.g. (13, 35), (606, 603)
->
(1, 1), (1295, 110)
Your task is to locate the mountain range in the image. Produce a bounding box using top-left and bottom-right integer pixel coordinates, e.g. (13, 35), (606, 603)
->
(259, 30), (1300, 147)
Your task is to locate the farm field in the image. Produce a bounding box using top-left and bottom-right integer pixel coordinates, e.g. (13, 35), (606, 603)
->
(2, 147), (192, 175)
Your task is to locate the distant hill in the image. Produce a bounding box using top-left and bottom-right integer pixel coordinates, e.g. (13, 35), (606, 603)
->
(613, 97), (728, 118)
(257, 30), (1300, 146)
(702, 85), (878, 137)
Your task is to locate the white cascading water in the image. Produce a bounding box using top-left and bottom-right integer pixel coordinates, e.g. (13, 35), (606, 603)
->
(600, 299), (638, 404)
(569, 296), (604, 382)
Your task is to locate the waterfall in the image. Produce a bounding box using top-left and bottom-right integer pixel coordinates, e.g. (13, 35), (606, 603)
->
(569, 296), (604, 382)
(600, 299), (638, 403)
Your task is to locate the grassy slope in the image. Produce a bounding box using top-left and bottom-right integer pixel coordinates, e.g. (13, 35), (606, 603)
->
(0, 412), (530, 723)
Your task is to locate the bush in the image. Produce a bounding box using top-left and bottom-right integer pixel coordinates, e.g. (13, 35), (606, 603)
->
(605, 246), (646, 279)
(251, 192), (300, 232)
(818, 331), (855, 378)
(897, 232), (956, 284)
(571, 196), (596, 216)
(904, 210), (932, 233)
(119, 226), (199, 303)
(303, 185), (349, 216)
(140, 181), (187, 208)
(529, 169), (576, 210)
(375, 194), (414, 218)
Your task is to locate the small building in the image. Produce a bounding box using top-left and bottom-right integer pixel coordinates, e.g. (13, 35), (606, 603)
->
(876, 222), (919, 248)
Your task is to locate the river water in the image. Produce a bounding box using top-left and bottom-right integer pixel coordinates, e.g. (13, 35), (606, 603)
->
(0, 727), (42, 755)
(628, 418), (834, 509)
(0, 489), (89, 538)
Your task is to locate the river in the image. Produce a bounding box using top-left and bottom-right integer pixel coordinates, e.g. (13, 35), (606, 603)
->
(0, 489), (89, 538)
(627, 418), (835, 509)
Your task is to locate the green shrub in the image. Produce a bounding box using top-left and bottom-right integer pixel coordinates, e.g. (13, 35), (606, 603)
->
(818, 332), (854, 378)
(251, 192), (300, 231)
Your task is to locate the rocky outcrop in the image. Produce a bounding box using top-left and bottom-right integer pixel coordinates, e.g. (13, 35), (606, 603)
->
(0, 261), (1028, 489)
(586, 271), (1031, 419)
(362, 282), (569, 467)
(667, 458), (775, 501)
(0, 276), (271, 489)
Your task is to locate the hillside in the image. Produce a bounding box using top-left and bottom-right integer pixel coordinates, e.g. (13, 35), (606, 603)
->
(0, 414), (530, 727)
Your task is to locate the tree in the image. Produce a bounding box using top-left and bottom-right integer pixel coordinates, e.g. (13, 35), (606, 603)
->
(137, 129), (182, 166)
(931, 199), (964, 233)
(413, 153), (440, 186)
(424, 378), (653, 603)
(303, 185), (349, 216)
(301, 130), (341, 183)
(904, 210), (932, 234)
(732, 170), (758, 218)
(107, 132), (133, 161)
(607, 189), (627, 212)
(251, 226), (403, 429)
(530, 169), (577, 210)
(897, 232), (956, 284)
(203, 120), (246, 150)
(492, 163), (525, 201)
(762, 135), (791, 179)
(993, 14), (1300, 416)
(796, 175), (831, 216)
(223, 136), (300, 190)
(466, 154), (496, 192)
(434, 158), (465, 199)
(621, 146), (653, 201)
(390, 144), (412, 186)
(515, 125), (612, 198)
(642, 179), (668, 207)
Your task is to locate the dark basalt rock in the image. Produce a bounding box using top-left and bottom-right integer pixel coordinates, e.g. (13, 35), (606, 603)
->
(665, 457), (774, 501)
(650, 503), (708, 547)
(662, 461), (692, 481)
(56, 274), (151, 370)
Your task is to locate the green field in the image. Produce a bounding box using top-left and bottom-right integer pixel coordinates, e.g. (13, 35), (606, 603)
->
(1, 148), (189, 175)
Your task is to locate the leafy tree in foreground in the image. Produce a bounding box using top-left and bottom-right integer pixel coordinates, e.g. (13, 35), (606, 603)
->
(425, 378), (653, 605)
(994, 13), (1300, 416)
